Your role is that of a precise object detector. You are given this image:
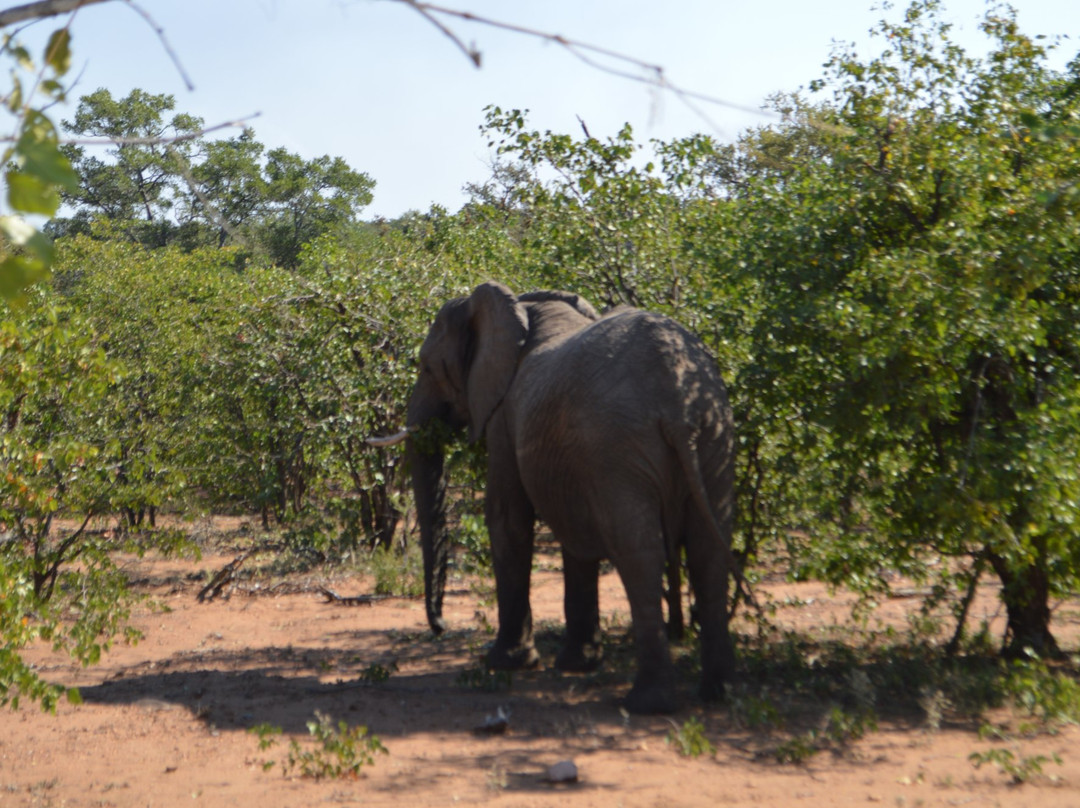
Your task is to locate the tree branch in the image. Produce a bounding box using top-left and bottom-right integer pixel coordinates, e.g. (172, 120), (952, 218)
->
(389, 0), (777, 134)
(0, 113), (259, 144)
(0, 0), (109, 27)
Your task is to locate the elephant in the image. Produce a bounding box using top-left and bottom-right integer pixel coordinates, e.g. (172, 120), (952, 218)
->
(371, 282), (737, 714)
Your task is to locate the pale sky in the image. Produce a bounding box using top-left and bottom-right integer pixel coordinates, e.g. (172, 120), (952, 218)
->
(12, 0), (1080, 218)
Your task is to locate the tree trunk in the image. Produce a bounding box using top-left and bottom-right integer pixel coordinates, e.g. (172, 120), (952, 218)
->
(360, 484), (401, 551)
(988, 550), (1060, 658)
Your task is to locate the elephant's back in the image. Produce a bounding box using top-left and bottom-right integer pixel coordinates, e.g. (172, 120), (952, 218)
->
(510, 308), (731, 551)
(536, 308), (729, 422)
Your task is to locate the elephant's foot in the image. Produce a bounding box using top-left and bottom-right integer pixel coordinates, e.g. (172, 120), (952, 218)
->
(555, 641), (603, 673)
(699, 629), (736, 702)
(486, 641), (540, 670)
(623, 679), (677, 715)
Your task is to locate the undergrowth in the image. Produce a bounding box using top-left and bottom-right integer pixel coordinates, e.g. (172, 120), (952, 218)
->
(249, 712), (387, 780)
(730, 629), (1080, 770)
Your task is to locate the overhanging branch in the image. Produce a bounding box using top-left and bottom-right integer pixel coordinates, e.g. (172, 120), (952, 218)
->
(0, 0), (110, 28)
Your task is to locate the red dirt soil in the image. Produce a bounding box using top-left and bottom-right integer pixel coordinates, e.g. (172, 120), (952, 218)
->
(3, 519), (1080, 808)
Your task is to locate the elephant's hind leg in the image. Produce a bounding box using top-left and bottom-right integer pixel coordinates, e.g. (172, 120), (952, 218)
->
(608, 517), (676, 714)
(556, 551), (603, 672)
(685, 507), (736, 701)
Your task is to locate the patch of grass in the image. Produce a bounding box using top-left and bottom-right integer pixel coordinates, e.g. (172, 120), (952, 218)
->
(666, 716), (716, 758)
(728, 688), (782, 731)
(358, 661), (397, 684)
(970, 724), (1063, 784)
(485, 762), (508, 791)
(774, 732), (819, 764)
(456, 663), (512, 692)
(370, 544), (423, 597)
(773, 706), (879, 764)
(918, 686), (950, 732)
(738, 627), (1078, 725)
(823, 704), (878, 744)
(248, 723), (282, 772)
(732, 614), (1080, 776)
(1001, 658), (1080, 729)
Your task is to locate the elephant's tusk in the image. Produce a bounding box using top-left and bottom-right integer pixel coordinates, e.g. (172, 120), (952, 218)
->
(365, 427), (413, 448)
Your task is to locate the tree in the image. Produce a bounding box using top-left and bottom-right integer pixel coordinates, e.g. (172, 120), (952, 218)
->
(258, 148), (375, 268)
(59, 88), (203, 246)
(728, 1), (1080, 656)
(56, 89), (376, 264)
(185, 129), (266, 247)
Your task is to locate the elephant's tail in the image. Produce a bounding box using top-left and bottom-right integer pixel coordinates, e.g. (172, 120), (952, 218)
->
(667, 422), (755, 612)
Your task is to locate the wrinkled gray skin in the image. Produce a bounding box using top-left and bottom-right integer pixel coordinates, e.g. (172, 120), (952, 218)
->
(404, 282), (736, 714)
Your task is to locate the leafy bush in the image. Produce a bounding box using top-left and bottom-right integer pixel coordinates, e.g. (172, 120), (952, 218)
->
(370, 544), (423, 597)
(285, 712), (387, 780)
(724, 1), (1080, 655)
(1, 292), (193, 710)
(970, 725), (1063, 784)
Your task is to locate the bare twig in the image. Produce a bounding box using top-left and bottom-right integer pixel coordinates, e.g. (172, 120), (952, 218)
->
(945, 551), (987, 657)
(197, 550), (254, 603)
(400, 0), (480, 67)
(0, 113), (259, 144)
(388, 0), (777, 133)
(119, 0), (193, 90)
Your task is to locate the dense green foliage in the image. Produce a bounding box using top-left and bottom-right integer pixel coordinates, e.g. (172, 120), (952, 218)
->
(726, 5), (1080, 656)
(1, 24), (79, 300)
(0, 296), (191, 710)
(3, 0), (1079, 711)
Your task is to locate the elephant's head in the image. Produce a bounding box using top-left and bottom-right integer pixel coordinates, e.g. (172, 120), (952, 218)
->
(404, 282), (529, 634)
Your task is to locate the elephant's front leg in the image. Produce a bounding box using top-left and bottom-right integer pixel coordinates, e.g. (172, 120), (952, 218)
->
(485, 452), (540, 670)
(556, 551), (603, 672)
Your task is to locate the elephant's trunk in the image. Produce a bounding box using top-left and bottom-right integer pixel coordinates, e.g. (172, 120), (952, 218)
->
(408, 439), (449, 634)
(406, 388), (451, 635)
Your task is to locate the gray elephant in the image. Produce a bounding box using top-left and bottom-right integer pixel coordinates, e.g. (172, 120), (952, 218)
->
(372, 282), (737, 713)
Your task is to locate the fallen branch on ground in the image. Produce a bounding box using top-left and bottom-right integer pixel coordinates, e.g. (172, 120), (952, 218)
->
(196, 550), (253, 603)
(317, 586), (409, 607)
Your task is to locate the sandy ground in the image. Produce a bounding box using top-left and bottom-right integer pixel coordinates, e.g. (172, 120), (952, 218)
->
(3, 523), (1080, 808)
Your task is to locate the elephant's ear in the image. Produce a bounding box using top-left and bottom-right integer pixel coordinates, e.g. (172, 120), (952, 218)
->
(466, 282), (528, 443)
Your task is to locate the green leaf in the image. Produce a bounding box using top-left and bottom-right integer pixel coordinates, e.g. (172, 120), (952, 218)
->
(6, 170), (60, 215)
(16, 137), (78, 191)
(44, 29), (72, 76)
(0, 254), (47, 300)
(66, 687), (83, 705)
(6, 76), (22, 113)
